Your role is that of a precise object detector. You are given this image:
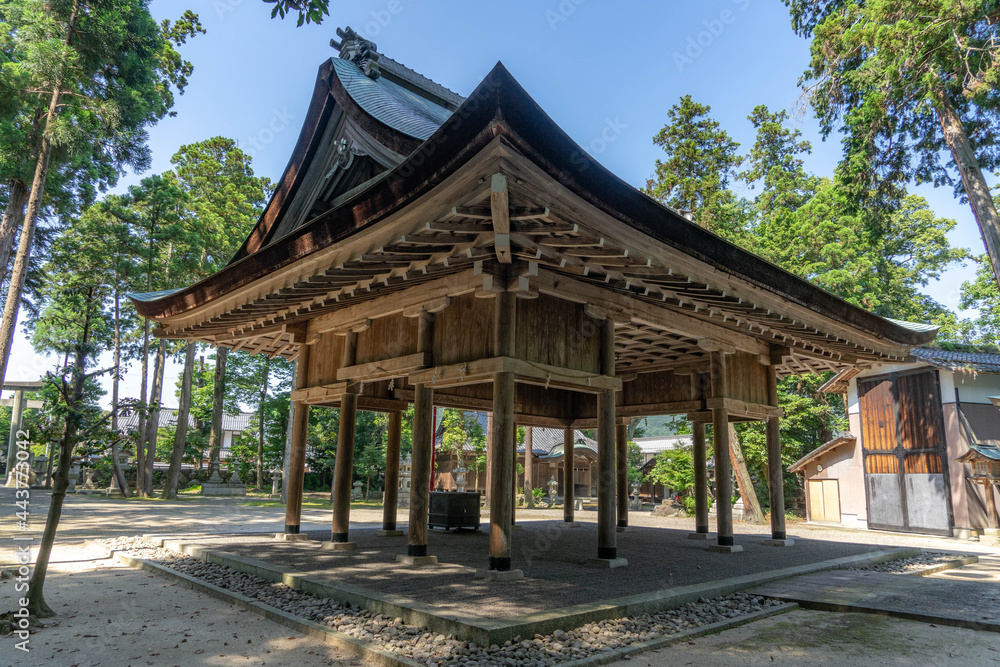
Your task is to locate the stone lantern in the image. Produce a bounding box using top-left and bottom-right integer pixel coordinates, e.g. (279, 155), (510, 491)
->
(269, 465), (283, 498)
(398, 454), (412, 508)
(547, 475), (559, 507)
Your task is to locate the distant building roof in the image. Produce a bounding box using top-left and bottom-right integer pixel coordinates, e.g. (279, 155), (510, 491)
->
(788, 433), (857, 474)
(433, 411), (596, 457)
(911, 347), (1000, 375)
(633, 434), (692, 455)
(119, 409), (256, 433)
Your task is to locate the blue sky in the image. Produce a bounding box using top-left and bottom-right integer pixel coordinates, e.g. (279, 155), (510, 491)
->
(6, 0), (984, 404)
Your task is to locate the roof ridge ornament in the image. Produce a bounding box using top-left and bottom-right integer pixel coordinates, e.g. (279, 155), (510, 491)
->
(331, 26), (380, 80)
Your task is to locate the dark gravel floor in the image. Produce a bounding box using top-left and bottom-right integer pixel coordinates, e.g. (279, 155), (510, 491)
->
(179, 520), (888, 619)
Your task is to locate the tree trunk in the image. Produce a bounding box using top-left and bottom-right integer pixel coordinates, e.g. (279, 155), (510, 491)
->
(727, 423), (765, 524)
(140, 340), (165, 495)
(0, 0), (80, 391)
(135, 319), (150, 495)
(256, 358), (270, 488)
(163, 342), (196, 499)
(27, 280), (89, 617)
(110, 276), (130, 497)
(0, 180), (29, 286)
(207, 347), (228, 479)
(280, 360), (297, 503)
(932, 84), (1000, 288)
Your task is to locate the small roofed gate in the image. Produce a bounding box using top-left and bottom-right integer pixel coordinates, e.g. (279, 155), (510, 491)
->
(858, 369), (952, 535)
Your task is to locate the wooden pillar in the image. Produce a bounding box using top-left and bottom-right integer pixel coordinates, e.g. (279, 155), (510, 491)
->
(484, 413), (493, 506)
(382, 410), (403, 531)
(563, 427), (575, 523)
(616, 421), (628, 529)
(765, 362), (786, 541)
(490, 290), (516, 570)
(711, 351), (734, 547)
(4, 389), (25, 483)
(524, 426), (534, 507)
(407, 312), (435, 557)
(511, 428), (518, 527)
(331, 332), (359, 543)
(284, 345), (311, 534)
(596, 317), (618, 560)
(985, 481), (999, 529)
(490, 372), (516, 570)
(692, 421), (709, 534)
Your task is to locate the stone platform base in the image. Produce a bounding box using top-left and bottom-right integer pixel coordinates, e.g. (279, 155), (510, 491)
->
(687, 532), (713, 540)
(708, 544), (744, 554)
(374, 529), (405, 537)
(320, 541), (357, 551)
(510, 524), (523, 531)
(475, 568), (524, 581)
(274, 533), (309, 541)
(200, 483), (247, 496)
(396, 554), (438, 567)
(585, 557), (628, 569)
(616, 526), (634, 533)
(762, 538), (795, 547)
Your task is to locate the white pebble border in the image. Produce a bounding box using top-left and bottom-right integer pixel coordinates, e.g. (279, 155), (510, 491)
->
(103, 536), (784, 667)
(850, 551), (962, 574)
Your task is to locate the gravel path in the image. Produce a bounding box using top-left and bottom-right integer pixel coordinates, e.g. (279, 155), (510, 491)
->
(105, 536), (785, 667)
(850, 551), (966, 574)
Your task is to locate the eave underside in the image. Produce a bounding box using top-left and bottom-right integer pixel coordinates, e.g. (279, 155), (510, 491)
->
(144, 139), (917, 381)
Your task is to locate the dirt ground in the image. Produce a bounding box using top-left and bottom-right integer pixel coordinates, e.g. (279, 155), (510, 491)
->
(629, 608), (1000, 666)
(2, 490), (999, 666)
(1, 546), (356, 667)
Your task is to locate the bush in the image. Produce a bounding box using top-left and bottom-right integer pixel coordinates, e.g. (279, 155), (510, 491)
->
(681, 495), (713, 516)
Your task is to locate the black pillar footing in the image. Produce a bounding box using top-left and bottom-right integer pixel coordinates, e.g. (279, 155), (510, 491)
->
(772, 531), (786, 540)
(331, 532), (349, 543)
(717, 535), (735, 547)
(597, 547), (617, 560)
(489, 556), (511, 571)
(284, 525), (300, 535)
(696, 526), (709, 534)
(408, 544), (427, 557)
(383, 522), (396, 532)
(617, 520), (628, 528)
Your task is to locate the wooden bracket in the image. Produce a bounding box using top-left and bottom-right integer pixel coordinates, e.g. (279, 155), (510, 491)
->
(491, 173), (511, 264)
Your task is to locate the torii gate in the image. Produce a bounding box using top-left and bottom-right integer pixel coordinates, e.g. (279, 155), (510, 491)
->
(3, 380), (45, 485)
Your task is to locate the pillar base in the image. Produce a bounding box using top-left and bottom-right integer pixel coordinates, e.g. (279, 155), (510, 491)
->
(687, 531), (712, 540)
(320, 541), (357, 551)
(396, 554), (438, 567)
(616, 526), (634, 533)
(708, 544), (744, 554)
(475, 568), (524, 581)
(585, 557), (628, 569)
(563, 521), (581, 527)
(510, 524), (523, 531)
(274, 533), (310, 541)
(762, 538), (795, 547)
(374, 529), (405, 537)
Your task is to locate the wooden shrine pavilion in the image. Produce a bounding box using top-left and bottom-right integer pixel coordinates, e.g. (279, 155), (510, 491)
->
(133, 29), (937, 575)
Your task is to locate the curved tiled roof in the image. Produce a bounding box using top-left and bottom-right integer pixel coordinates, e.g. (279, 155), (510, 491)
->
(911, 347), (1000, 374)
(333, 58), (452, 141)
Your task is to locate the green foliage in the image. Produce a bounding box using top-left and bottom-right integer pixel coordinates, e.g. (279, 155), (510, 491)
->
(439, 409), (485, 465)
(960, 255), (1000, 345)
(645, 446), (708, 498)
(645, 95), (748, 237)
(264, 0), (330, 26)
(626, 440), (644, 484)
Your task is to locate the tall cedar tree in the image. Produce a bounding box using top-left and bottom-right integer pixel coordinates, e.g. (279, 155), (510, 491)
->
(786, 0), (1000, 287)
(0, 0), (203, 395)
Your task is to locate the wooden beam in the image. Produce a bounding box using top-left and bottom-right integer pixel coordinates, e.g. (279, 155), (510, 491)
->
(392, 388), (524, 414)
(532, 270), (768, 357)
(491, 173), (511, 264)
(705, 397), (783, 418)
(306, 269), (479, 338)
(408, 357), (622, 393)
(336, 352), (431, 382)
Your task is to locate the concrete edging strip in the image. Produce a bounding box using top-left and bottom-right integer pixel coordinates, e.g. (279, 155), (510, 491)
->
(911, 555), (979, 577)
(113, 552), (423, 667)
(560, 603), (798, 667)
